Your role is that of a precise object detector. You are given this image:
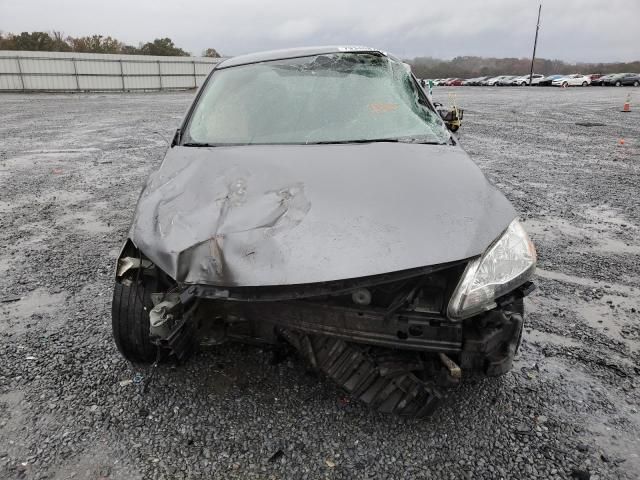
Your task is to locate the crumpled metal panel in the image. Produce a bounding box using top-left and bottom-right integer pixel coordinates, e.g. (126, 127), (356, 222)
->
(129, 143), (516, 286)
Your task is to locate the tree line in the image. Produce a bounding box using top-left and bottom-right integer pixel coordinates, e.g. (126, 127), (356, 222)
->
(0, 31), (221, 57)
(408, 55), (640, 78)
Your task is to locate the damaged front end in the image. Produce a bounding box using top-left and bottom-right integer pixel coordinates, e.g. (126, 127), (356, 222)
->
(113, 236), (534, 416)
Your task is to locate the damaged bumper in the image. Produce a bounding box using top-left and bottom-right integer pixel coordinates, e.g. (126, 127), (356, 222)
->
(132, 252), (531, 377)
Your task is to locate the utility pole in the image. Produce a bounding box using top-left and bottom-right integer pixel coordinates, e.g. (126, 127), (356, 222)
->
(529, 4), (542, 85)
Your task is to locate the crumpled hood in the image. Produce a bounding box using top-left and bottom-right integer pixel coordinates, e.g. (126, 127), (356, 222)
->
(129, 143), (516, 286)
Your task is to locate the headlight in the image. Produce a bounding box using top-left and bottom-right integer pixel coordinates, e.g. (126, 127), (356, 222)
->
(448, 219), (536, 320)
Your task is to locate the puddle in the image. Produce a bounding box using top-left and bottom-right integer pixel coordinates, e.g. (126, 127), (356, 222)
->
(525, 214), (639, 255)
(524, 329), (582, 348)
(56, 211), (112, 234)
(587, 416), (640, 473)
(573, 300), (640, 353)
(39, 190), (92, 206)
(0, 288), (67, 334)
(595, 236), (640, 255)
(540, 357), (640, 474)
(0, 151), (90, 172)
(583, 206), (633, 227)
(535, 269), (636, 295)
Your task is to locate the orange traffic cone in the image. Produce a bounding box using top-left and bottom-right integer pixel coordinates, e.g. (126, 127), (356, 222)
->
(622, 94), (631, 112)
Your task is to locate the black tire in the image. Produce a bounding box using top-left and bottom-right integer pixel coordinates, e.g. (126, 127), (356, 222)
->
(112, 275), (158, 364)
(281, 331), (445, 417)
(615, 81), (621, 87)
(582, 81), (588, 86)
(634, 81), (639, 87)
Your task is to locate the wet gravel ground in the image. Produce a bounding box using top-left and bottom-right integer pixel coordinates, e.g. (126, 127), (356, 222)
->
(1, 86), (639, 480)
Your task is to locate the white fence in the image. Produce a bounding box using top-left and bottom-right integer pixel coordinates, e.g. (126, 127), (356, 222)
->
(0, 50), (223, 92)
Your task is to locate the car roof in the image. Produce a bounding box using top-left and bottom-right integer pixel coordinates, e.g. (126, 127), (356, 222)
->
(216, 46), (395, 69)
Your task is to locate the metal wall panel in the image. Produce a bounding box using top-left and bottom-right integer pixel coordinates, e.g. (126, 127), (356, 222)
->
(78, 76), (123, 90)
(123, 61), (158, 75)
(160, 75), (196, 89)
(123, 75), (162, 90)
(23, 75), (77, 90)
(75, 59), (121, 75)
(0, 57), (20, 73)
(0, 75), (22, 90)
(20, 57), (76, 74)
(0, 50), (221, 91)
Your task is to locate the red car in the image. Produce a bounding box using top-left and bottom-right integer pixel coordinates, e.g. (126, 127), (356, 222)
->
(446, 78), (464, 86)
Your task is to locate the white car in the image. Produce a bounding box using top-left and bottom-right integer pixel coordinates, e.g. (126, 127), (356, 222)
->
(529, 74), (547, 85)
(552, 74), (591, 87)
(510, 74), (544, 86)
(486, 75), (508, 86)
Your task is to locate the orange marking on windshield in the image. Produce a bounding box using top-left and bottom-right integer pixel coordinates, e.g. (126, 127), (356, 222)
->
(369, 103), (398, 113)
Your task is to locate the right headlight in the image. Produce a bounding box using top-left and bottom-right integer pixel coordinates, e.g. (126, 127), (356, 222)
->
(447, 219), (536, 320)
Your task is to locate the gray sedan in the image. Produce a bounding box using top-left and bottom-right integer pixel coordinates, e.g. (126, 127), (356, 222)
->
(112, 46), (537, 417)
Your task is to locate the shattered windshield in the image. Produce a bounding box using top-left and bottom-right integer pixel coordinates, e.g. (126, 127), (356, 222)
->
(185, 52), (449, 145)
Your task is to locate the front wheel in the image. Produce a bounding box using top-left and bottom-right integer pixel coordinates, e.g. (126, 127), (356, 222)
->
(582, 81), (588, 86)
(112, 275), (158, 364)
(562, 82), (568, 88)
(634, 81), (639, 87)
(615, 81), (622, 87)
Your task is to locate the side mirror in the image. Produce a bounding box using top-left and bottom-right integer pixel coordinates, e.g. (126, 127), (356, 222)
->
(438, 107), (464, 132)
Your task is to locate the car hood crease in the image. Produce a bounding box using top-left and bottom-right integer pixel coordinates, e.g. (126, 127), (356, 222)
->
(129, 143), (516, 286)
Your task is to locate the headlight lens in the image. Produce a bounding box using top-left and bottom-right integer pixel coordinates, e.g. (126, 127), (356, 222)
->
(448, 219), (536, 319)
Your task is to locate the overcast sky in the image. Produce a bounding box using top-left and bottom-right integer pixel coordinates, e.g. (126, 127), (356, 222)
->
(1, 0), (638, 62)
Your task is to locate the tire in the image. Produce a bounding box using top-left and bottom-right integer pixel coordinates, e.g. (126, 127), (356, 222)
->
(634, 81), (639, 87)
(282, 331), (445, 417)
(562, 82), (568, 88)
(615, 81), (621, 87)
(582, 81), (588, 86)
(112, 275), (158, 364)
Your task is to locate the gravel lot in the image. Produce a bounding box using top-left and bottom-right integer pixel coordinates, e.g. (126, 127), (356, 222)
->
(1, 86), (639, 480)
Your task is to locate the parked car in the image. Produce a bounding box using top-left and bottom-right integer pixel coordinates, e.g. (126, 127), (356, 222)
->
(537, 74), (564, 86)
(507, 75), (526, 86)
(621, 74), (640, 87)
(111, 46), (536, 417)
(497, 75), (518, 86)
(510, 74), (544, 86)
(529, 74), (547, 85)
(587, 74), (603, 82)
(552, 74), (591, 87)
(462, 77), (485, 86)
(591, 74), (615, 86)
(486, 75), (508, 86)
(472, 76), (491, 85)
(446, 78), (464, 86)
(605, 73), (638, 86)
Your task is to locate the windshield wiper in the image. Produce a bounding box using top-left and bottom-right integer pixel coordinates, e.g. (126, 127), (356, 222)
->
(308, 138), (400, 145)
(182, 142), (218, 147)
